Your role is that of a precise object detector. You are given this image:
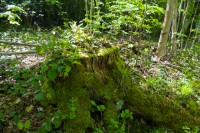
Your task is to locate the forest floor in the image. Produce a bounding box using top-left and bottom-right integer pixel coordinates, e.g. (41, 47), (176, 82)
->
(0, 28), (200, 132)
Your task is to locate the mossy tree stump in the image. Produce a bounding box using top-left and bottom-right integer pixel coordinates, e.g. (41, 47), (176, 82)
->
(43, 47), (200, 132)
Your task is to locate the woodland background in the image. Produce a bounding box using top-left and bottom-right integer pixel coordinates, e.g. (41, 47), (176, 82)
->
(0, 0), (200, 132)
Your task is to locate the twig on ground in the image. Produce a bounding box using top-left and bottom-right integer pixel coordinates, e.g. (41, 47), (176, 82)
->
(0, 40), (37, 47)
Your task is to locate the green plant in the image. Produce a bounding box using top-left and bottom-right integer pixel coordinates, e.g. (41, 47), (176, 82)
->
(67, 97), (79, 119)
(120, 109), (133, 123)
(108, 118), (125, 133)
(37, 98), (78, 132)
(17, 120), (31, 131)
(107, 109), (133, 133)
(182, 125), (199, 133)
(102, 0), (164, 39)
(0, 5), (26, 25)
(91, 100), (106, 120)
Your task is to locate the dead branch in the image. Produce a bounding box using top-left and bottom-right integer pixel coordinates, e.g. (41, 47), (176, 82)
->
(0, 40), (37, 47)
(0, 50), (37, 55)
(118, 43), (151, 49)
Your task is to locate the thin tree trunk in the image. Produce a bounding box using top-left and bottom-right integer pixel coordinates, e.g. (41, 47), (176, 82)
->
(191, 27), (200, 47)
(156, 0), (174, 59)
(177, 0), (183, 32)
(186, 0), (199, 45)
(135, 0), (147, 66)
(179, 0), (190, 49)
(90, 0), (94, 20)
(170, 0), (178, 55)
(85, 0), (88, 17)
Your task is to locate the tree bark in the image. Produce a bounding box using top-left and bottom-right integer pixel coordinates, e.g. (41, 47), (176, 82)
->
(179, 0), (190, 49)
(186, 0), (199, 45)
(156, 0), (175, 59)
(170, 0), (178, 55)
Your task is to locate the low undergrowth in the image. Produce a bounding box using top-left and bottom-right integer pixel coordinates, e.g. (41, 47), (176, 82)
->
(0, 26), (200, 132)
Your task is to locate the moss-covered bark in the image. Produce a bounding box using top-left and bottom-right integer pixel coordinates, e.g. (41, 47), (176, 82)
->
(43, 47), (200, 132)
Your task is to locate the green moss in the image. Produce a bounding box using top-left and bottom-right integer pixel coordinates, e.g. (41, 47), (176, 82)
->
(41, 46), (200, 132)
(42, 47), (133, 132)
(103, 101), (119, 125)
(126, 87), (200, 132)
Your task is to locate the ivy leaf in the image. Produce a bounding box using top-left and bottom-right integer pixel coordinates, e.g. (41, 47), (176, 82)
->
(13, 115), (20, 123)
(53, 118), (62, 128)
(35, 75), (43, 80)
(32, 80), (40, 88)
(0, 112), (5, 120)
(35, 92), (44, 101)
(57, 66), (65, 72)
(41, 66), (49, 73)
(49, 63), (58, 70)
(17, 122), (24, 130)
(48, 69), (57, 80)
(24, 120), (31, 129)
(45, 123), (52, 131)
(25, 105), (34, 113)
(20, 88), (26, 94)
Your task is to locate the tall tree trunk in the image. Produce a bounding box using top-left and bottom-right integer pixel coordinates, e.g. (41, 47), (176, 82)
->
(90, 0), (94, 20)
(85, 0), (88, 17)
(192, 27), (200, 46)
(170, 0), (178, 55)
(186, 0), (199, 46)
(156, 0), (175, 59)
(177, 0), (183, 32)
(179, 0), (190, 49)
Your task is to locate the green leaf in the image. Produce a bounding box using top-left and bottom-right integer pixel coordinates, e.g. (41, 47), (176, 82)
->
(35, 75), (43, 80)
(48, 69), (57, 80)
(53, 118), (61, 128)
(72, 61), (81, 65)
(0, 112), (5, 120)
(58, 58), (65, 64)
(41, 66), (49, 73)
(68, 113), (76, 119)
(35, 92), (44, 101)
(36, 46), (44, 54)
(128, 44), (134, 48)
(49, 63), (58, 70)
(70, 106), (76, 112)
(32, 80), (40, 88)
(17, 122), (24, 130)
(20, 88), (26, 94)
(90, 100), (97, 106)
(181, 85), (193, 95)
(64, 65), (71, 77)
(37, 127), (46, 133)
(45, 122), (52, 131)
(24, 120), (31, 129)
(57, 66), (65, 72)
(100, 105), (106, 110)
(25, 105), (34, 113)
(7, 5), (25, 13)
(13, 115), (20, 123)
